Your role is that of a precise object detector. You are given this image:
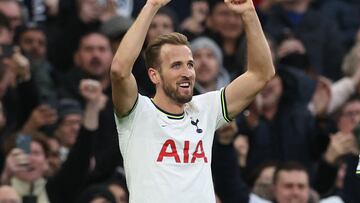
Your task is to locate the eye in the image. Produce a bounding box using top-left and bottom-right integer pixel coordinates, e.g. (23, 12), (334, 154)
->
(171, 62), (181, 69)
(188, 62), (194, 69)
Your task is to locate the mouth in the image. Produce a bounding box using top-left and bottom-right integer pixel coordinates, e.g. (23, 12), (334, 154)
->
(178, 82), (191, 89)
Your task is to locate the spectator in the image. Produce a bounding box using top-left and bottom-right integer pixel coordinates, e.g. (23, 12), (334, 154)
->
(54, 99), (82, 161)
(265, 0), (345, 80)
(181, 0), (209, 38)
(77, 185), (116, 203)
(17, 24), (58, 106)
(190, 36), (230, 95)
(0, 11), (11, 44)
(0, 0), (24, 33)
(45, 136), (61, 177)
(205, 0), (246, 78)
(273, 162), (310, 203)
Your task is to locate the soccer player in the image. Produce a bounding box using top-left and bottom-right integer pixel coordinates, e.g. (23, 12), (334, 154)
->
(111, 0), (275, 202)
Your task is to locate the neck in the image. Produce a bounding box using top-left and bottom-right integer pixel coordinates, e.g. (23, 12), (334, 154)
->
(152, 92), (185, 115)
(223, 38), (237, 55)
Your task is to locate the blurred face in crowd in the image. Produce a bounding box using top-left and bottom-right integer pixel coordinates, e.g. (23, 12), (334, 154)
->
(0, 101), (6, 132)
(78, 0), (103, 23)
(338, 100), (360, 134)
(253, 166), (275, 200)
(19, 29), (47, 61)
(152, 44), (195, 104)
(16, 141), (49, 182)
(147, 14), (174, 43)
(0, 1), (22, 31)
(208, 3), (243, 40)
(108, 184), (128, 203)
(90, 197), (111, 203)
(75, 33), (113, 79)
(273, 170), (310, 203)
(0, 26), (11, 44)
(193, 47), (220, 88)
(0, 186), (21, 203)
(260, 76), (283, 108)
(56, 114), (82, 148)
(46, 137), (61, 177)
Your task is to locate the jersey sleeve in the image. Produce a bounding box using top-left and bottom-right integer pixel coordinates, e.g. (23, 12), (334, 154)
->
(114, 94), (144, 144)
(194, 87), (232, 130)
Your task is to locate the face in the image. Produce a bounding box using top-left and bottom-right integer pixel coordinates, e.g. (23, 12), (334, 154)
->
(153, 44), (195, 104)
(0, 1), (22, 31)
(16, 141), (48, 182)
(274, 170), (310, 203)
(253, 166), (275, 200)
(78, 0), (102, 23)
(233, 136), (248, 157)
(76, 33), (113, 78)
(208, 3), (243, 40)
(56, 114), (82, 147)
(19, 29), (46, 60)
(0, 186), (21, 203)
(109, 184), (128, 203)
(147, 14), (174, 43)
(193, 47), (220, 86)
(90, 197), (111, 203)
(260, 76), (282, 108)
(0, 102), (6, 131)
(338, 101), (360, 134)
(0, 27), (12, 44)
(46, 137), (61, 177)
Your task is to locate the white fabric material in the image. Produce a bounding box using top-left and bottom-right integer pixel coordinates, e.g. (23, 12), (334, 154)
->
(249, 193), (272, 203)
(115, 91), (228, 203)
(327, 77), (355, 114)
(320, 196), (344, 203)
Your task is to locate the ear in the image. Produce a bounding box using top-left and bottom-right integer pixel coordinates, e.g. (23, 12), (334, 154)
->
(74, 51), (80, 67)
(148, 67), (161, 85)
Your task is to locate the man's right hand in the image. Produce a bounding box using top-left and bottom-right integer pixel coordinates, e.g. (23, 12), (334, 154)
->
(147, 0), (171, 7)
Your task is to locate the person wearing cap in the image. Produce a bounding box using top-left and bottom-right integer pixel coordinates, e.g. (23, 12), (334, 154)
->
(190, 36), (230, 95)
(54, 99), (83, 162)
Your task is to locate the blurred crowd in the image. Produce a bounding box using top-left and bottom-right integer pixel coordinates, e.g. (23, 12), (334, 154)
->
(0, 0), (360, 203)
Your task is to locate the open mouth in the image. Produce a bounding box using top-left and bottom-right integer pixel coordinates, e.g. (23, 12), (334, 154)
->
(178, 82), (191, 89)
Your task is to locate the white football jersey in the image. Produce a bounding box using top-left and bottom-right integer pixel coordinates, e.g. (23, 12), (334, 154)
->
(114, 89), (230, 203)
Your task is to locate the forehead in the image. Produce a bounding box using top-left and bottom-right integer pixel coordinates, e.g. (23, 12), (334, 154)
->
(80, 33), (110, 47)
(22, 29), (46, 39)
(0, 1), (20, 13)
(159, 44), (193, 64)
(194, 47), (215, 56)
(277, 170), (309, 184)
(344, 101), (360, 112)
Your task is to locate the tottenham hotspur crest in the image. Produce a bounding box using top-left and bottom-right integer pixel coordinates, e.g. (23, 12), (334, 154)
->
(190, 118), (203, 133)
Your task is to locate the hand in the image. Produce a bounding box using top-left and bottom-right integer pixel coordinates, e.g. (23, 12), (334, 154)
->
(99, 0), (117, 22)
(324, 132), (359, 164)
(216, 121), (238, 145)
(311, 77), (331, 116)
(224, 0), (255, 15)
(277, 38), (306, 59)
(44, 0), (59, 16)
(2, 47), (31, 83)
(80, 79), (108, 111)
(147, 0), (171, 7)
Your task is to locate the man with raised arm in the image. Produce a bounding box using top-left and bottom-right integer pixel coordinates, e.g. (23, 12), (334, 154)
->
(111, 0), (275, 202)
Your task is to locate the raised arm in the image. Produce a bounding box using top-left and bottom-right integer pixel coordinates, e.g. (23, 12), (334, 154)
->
(224, 0), (275, 119)
(110, 0), (170, 117)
